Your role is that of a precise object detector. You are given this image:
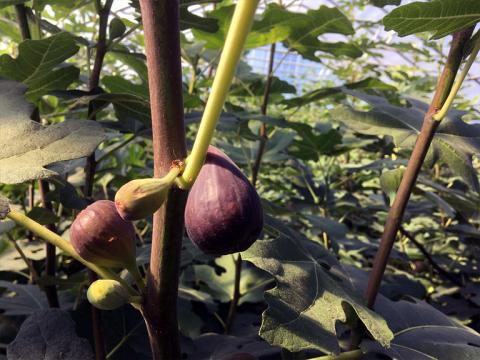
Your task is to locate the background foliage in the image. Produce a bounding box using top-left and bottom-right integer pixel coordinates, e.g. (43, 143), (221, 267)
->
(0, 0), (480, 359)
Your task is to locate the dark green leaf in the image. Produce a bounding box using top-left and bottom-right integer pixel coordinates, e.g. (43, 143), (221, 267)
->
(7, 309), (94, 360)
(371, 0), (401, 7)
(283, 77), (396, 108)
(0, 79), (105, 184)
(243, 216), (393, 353)
(0, 32), (80, 100)
(26, 207), (59, 225)
(109, 17), (127, 41)
(383, 0), (480, 39)
(332, 93), (480, 191)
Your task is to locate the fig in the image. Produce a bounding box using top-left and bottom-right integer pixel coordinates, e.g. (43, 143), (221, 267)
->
(115, 178), (171, 221)
(185, 146), (263, 255)
(70, 200), (136, 269)
(115, 165), (181, 221)
(87, 279), (129, 310)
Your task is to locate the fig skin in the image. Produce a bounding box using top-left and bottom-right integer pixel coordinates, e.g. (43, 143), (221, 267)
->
(115, 178), (170, 221)
(70, 200), (136, 269)
(185, 146), (263, 255)
(87, 279), (129, 310)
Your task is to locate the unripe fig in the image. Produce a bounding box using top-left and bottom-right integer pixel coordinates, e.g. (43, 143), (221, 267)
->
(70, 200), (136, 269)
(115, 178), (171, 221)
(87, 279), (129, 310)
(185, 146), (263, 255)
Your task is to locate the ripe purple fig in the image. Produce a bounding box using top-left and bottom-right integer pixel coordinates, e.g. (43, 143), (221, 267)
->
(70, 200), (136, 269)
(185, 146), (263, 255)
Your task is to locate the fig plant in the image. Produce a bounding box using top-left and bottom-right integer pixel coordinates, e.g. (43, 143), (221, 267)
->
(2, 1), (480, 360)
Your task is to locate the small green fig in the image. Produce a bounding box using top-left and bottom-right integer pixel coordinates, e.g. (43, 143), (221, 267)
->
(87, 279), (129, 310)
(114, 166), (181, 221)
(70, 200), (136, 269)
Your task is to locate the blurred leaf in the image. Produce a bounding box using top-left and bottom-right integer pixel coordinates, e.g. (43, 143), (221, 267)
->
(333, 93), (480, 191)
(184, 333), (281, 359)
(7, 309), (94, 360)
(0, 195), (9, 220)
(0, 0), (25, 9)
(0, 240), (46, 272)
(192, 255), (271, 304)
(0, 32), (79, 100)
(130, 0), (219, 32)
(109, 17), (127, 41)
(383, 0), (480, 39)
(371, 0), (401, 7)
(283, 77), (396, 108)
(380, 167), (405, 205)
(345, 267), (480, 359)
(0, 80), (105, 184)
(26, 207), (59, 226)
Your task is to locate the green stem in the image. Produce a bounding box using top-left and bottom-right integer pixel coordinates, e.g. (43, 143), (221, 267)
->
(434, 36), (480, 121)
(126, 263), (146, 293)
(178, 0), (259, 188)
(6, 210), (137, 296)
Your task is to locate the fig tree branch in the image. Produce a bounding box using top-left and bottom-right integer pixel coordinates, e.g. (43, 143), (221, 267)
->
(364, 27), (475, 311)
(15, 3), (59, 309)
(83, 3), (114, 358)
(84, 0), (114, 198)
(251, 42), (276, 186)
(399, 226), (463, 287)
(138, 0), (187, 358)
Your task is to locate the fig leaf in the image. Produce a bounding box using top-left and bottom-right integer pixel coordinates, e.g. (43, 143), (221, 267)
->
(0, 79), (105, 184)
(243, 216), (393, 354)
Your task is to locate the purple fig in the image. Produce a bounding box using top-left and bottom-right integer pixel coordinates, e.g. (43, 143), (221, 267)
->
(70, 200), (136, 268)
(185, 146), (263, 255)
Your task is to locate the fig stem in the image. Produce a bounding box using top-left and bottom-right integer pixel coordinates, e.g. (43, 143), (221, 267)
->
(6, 210), (137, 296)
(127, 263), (146, 293)
(433, 35), (480, 121)
(179, 0), (259, 189)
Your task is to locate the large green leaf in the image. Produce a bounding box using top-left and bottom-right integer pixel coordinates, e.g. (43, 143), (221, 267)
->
(190, 255), (272, 305)
(332, 92), (480, 191)
(194, 4), (361, 60)
(0, 32), (79, 100)
(0, 79), (105, 184)
(371, 0), (401, 7)
(192, 5), (289, 49)
(345, 267), (480, 359)
(283, 77), (396, 109)
(257, 4), (360, 60)
(242, 216), (393, 354)
(0, 0), (24, 9)
(130, 0), (219, 32)
(383, 0), (480, 39)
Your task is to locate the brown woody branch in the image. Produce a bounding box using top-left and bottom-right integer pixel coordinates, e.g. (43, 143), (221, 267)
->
(138, 1), (187, 358)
